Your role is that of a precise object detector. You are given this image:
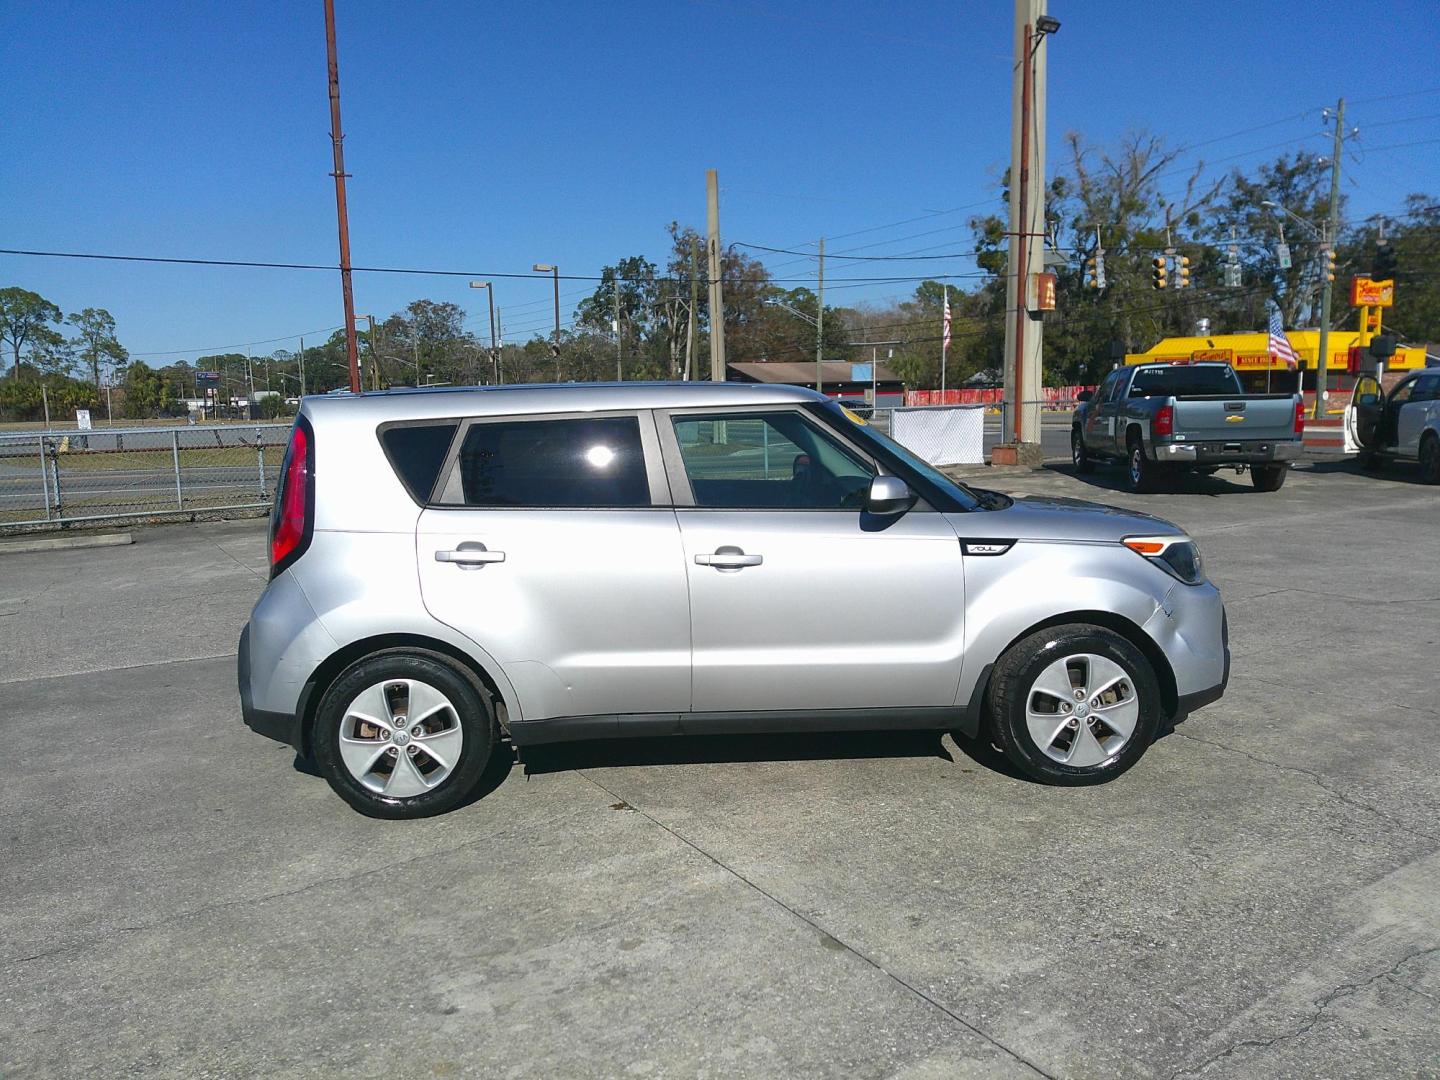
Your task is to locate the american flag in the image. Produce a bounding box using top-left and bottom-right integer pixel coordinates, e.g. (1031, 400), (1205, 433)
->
(1268, 304), (1299, 369)
(942, 288), (952, 351)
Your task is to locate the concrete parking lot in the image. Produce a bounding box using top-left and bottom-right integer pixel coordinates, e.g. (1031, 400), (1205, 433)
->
(2, 457), (1437, 1078)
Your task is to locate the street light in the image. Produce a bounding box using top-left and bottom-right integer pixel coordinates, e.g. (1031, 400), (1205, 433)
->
(468, 281), (500, 384)
(533, 263), (561, 379)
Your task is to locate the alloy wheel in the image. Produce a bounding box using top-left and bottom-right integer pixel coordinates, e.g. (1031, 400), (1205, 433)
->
(1025, 652), (1141, 767)
(338, 679), (464, 797)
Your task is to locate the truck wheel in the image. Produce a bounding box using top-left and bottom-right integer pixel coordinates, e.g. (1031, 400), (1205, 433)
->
(1071, 427), (1094, 473)
(987, 623), (1163, 786)
(1251, 464), (1288, 492)
(1419, 434), (1440, 485)
(1126, 435), (1158, 493)
(313, 651), (495, 819)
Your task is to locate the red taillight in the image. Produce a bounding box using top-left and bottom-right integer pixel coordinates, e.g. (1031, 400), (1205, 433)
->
(1294, 398), (1306, 435)
(270, 419), (313, 575)
(1153, 404), (1174, 437)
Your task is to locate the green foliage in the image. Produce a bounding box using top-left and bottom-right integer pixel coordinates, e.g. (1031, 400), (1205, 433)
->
(120, 360), (173, 418)
(0, 287), (64, 376)
(67, 307), (128, 388)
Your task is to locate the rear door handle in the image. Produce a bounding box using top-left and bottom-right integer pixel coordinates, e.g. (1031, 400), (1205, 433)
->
(435, 542), (505, 569)
(695, 547), (763, 570)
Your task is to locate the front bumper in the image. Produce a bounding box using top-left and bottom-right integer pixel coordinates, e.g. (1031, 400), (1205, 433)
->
(238, 622), (304, 751)
(1154, 439), (1301, 466)
(1175, 611), (1230, 716)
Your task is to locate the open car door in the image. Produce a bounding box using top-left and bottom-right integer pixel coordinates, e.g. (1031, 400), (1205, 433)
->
(1347, 374), (1384, 452)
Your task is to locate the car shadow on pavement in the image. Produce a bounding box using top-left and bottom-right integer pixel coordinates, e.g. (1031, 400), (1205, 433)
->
(517, 729), (959, 778)
(1044, 461), (1263, 496)
(1306, 457), (1434, 486)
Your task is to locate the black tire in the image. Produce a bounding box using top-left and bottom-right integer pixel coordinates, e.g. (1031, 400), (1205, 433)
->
(987, 623), (1163, 786)
(313, 650), (495, 819)
(1126, 434), (1159, 493)
(1419, 433), (1440, 485)
(1071, 427), (1094, 473)
(1250, 464), (1288, 491)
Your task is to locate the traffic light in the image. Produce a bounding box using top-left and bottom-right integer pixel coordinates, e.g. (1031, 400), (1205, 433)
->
(1323, 249), (1337, 282)
(1373, 240), (1397, 279)
(1224, 246), (1242, 287)
(1151, 255), (1168, 290)
(1086, 251), (1106, 289)
(1177, 254), (1191, 289)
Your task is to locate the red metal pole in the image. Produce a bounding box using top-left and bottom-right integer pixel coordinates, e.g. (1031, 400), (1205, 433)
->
(1011, 21), (1033, 443)
(325, 0), (361, 394)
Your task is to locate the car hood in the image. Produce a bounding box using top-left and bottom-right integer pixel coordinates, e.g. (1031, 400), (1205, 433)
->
(948, 493), (1185, 544)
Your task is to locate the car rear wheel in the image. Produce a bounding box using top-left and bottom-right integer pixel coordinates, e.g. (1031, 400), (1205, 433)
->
(1419, 433), (1440, 485)
(314, 651), (495, 818)
(1251, 464), (1288, 491)
(987, 624), (1163, 785)
(1126, 436), (1159, 493)
(1071, 428), (1094, 473)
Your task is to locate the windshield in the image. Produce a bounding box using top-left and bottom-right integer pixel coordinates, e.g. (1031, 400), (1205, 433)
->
(811, 402), (990, 512)
(1129, 365), (1241, 398)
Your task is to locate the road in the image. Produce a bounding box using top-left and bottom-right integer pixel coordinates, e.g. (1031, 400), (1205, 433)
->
(3, 457), (1437, 1077)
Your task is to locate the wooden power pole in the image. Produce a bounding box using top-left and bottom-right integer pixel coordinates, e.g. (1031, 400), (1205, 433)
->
(324, 0), (360, 394)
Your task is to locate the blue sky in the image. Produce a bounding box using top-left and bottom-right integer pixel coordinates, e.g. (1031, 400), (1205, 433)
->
(2, 0), (1437, 364)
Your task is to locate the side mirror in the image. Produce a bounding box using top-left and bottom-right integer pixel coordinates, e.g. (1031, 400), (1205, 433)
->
(865, 475), (914, 516)
(1076, 389), (1093, 403)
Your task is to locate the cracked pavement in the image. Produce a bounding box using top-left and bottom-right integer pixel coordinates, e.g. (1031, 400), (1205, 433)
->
(2, 460), (1438, 1078)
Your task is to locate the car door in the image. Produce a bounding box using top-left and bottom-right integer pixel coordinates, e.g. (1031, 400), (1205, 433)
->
(1347, 373), (1386, 452)
(415, 411), (691, 721)
(659, 405), (966, 713)
(1396, 374), (1439, 457)
(1084, 371), (1121, 457)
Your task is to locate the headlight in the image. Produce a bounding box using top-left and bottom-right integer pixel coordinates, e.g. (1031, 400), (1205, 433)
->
(1123, 535), (1205, 585)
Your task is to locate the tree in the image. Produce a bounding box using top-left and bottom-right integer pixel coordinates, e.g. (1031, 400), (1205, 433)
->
(68, 308), (128, 387)
(121, 360), (172, 418)
(0, 287), (64, 377)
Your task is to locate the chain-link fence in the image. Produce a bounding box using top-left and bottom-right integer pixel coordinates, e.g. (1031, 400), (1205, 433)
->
(0, 423), (290, 532)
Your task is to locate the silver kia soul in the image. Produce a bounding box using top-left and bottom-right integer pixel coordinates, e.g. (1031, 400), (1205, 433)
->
(239, 383), (1228, 818)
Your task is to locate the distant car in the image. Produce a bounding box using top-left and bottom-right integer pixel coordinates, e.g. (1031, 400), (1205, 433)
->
(1348, 369), (1440, 483)
(1073, 361), (1304, 492)
(239, 382), (1228, 818)
(834, 398), (874, 419)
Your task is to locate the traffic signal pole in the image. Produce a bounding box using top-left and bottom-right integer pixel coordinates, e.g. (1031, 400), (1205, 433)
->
(1314, 98), (1345, 419)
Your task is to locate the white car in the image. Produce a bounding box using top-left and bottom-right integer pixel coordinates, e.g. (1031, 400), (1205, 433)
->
(1348, 369), (1440, 483)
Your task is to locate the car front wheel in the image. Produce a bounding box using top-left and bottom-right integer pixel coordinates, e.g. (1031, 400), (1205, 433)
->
(313, 650), (495, 818)
(1420, 433), (1440, 485)
(987, 624), (1163, 785)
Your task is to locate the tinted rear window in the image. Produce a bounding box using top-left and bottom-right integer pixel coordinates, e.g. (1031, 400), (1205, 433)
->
(452, 416), (649, 508)
(1129, 366), (1241, 398)
(380, 422), (459, 503)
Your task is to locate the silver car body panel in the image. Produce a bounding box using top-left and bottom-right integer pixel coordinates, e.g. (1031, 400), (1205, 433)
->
(240, 382), (1229, 749)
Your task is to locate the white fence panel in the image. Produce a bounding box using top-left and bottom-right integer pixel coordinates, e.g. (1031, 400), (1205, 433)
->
(888, 406), (986, 466)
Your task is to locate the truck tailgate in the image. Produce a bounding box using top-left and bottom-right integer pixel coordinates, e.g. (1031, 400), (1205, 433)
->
(1172, 395), (1297, 442)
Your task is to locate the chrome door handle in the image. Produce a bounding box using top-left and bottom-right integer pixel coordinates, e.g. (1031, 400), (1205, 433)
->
(695, 548), (762, 570)
(435, 542), (505, 569)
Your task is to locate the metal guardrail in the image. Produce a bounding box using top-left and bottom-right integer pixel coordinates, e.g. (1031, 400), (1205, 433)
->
(0, 423), (291, 532)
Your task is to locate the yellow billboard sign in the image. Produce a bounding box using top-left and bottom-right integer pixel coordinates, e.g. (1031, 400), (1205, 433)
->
(1350, 277), (1394, 307)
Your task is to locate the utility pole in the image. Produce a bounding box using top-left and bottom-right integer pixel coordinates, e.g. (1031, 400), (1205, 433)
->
(686, 238), (700, 381)
(298, 337), (306, 396)
(1002, 0), (1054, 455)
(324, 0), (360, 394)
(706, 169), (727, 381)
(815, 237), (825, 394)
(1314, 97), (1345, 420)
(940, 283), (949, 395)
(614, 279), (623, 381)
(495, 306), (504, 383)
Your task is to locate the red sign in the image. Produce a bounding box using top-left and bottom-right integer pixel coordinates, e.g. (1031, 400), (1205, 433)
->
(1028, 272), (1057, 312)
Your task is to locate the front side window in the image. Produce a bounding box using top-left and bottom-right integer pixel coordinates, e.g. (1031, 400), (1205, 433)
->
(1390, 380), (1416, 407)
(451, 416), (649, 507)
(1097, 371), (1123, 403)
(672, 411), (874, 509)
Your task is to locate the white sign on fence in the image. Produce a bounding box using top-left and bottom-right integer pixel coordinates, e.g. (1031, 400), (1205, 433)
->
(75, 409), (92, 430)
(889, 406), (985, 466)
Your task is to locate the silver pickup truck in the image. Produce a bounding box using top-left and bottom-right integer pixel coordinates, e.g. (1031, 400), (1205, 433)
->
(1072, 361), (1304, 492)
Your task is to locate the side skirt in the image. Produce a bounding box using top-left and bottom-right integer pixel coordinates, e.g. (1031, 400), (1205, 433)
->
(507, 705), (978, 747)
